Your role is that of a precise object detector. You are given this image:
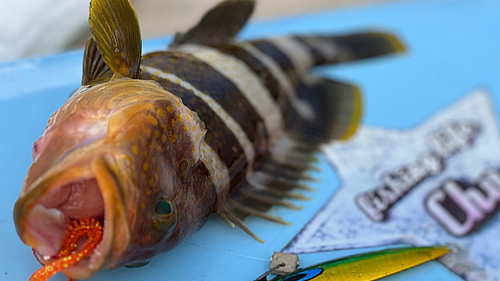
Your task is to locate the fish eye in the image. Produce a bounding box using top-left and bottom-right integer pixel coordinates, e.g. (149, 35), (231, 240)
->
(154, 200), (172, 215)
(152, 199), (176, 233)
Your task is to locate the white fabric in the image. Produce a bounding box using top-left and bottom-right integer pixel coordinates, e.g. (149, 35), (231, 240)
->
(0, 0), (88, 62)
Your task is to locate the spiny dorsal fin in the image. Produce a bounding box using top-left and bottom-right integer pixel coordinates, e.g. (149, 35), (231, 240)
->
(89, 0), (142, 79)
(171, 0), (255, 47)
(82, 38), (112, 85)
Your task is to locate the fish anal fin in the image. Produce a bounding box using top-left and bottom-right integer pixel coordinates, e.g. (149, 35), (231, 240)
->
(89, 0), (142, 79)
(82, 38), (113, 85)
(287, 77), (362, 144)
(171, 0), (255, 47)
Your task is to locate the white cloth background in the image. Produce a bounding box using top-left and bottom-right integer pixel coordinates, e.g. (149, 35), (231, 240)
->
(0, 0), (88, 62)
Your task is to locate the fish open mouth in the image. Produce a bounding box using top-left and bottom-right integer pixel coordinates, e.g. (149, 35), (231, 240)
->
(14, 153), (131, 279)
(15, 153), (132, 279)
(25, 176), (110, 275)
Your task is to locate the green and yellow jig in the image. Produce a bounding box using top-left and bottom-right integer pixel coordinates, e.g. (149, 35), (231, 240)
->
(269, 246), (451, 281)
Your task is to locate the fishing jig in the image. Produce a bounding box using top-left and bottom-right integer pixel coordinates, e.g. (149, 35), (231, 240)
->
(256, 246), (452, 281)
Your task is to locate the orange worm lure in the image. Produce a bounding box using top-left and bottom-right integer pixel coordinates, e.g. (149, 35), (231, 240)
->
(29, 218), (103, 281)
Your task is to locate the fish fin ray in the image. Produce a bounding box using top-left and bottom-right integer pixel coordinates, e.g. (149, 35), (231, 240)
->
(227, 199), (291, 225)
(82, 38), (113, 85)
(171, 0), (255, 47)
(89, 0), (142, 79)
(222, 208), (264, 243)
(239, 188), (303, 210)
(219, 153), (321, 241)
(218, 212), (236, 228)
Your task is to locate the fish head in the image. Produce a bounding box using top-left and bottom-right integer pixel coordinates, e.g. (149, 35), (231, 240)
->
(14, 78), (216, 279)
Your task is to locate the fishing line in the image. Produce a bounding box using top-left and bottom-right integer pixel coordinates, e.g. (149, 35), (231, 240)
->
(183, 241), (269, 262)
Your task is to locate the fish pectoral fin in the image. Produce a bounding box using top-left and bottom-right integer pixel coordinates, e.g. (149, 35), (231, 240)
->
(171, 0), (255, 47)
(82, 38), (113, 85)
(89, 0), (142, 79)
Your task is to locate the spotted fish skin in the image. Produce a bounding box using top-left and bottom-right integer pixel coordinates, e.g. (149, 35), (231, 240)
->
(13, 0), (404, 279)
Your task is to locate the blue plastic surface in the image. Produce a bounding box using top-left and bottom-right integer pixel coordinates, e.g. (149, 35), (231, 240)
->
(1, 0), (499, 280)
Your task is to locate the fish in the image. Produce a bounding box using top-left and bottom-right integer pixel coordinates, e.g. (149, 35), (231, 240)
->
(266, 246), (451, 281)
(13, 0), (405, 279)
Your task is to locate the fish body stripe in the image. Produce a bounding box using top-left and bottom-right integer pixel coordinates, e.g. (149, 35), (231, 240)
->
(141, 65), (254, 173)
(175, 44), (284, 147)
(199, 141), (230, 193)
(239, 42), (314, 120)
(214, 44), (281, 102)
(294, 36), (327, 65)
(141, 51), (263, 149)
(294, 36), (341, 65)
(266, 37), (315, 78)
(250, 39), (300, 86)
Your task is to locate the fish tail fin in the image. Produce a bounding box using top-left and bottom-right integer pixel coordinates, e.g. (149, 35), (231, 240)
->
(295, 31), (405, 66)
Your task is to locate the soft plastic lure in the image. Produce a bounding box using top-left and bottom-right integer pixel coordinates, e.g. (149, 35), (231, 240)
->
(269, 246), (451, 281)
(29, 218), (103, 281)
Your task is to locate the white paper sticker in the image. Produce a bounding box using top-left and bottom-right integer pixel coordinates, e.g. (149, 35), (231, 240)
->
(285, 89), (500, 281)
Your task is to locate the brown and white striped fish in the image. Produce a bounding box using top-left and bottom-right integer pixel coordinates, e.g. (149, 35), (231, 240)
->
(13, 0), (404, 279)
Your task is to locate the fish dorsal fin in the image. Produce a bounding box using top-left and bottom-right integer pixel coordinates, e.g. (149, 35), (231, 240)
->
(89, 0), (142, 79)
(171, 0), (255, 47)
(82, 38), (112, 85)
